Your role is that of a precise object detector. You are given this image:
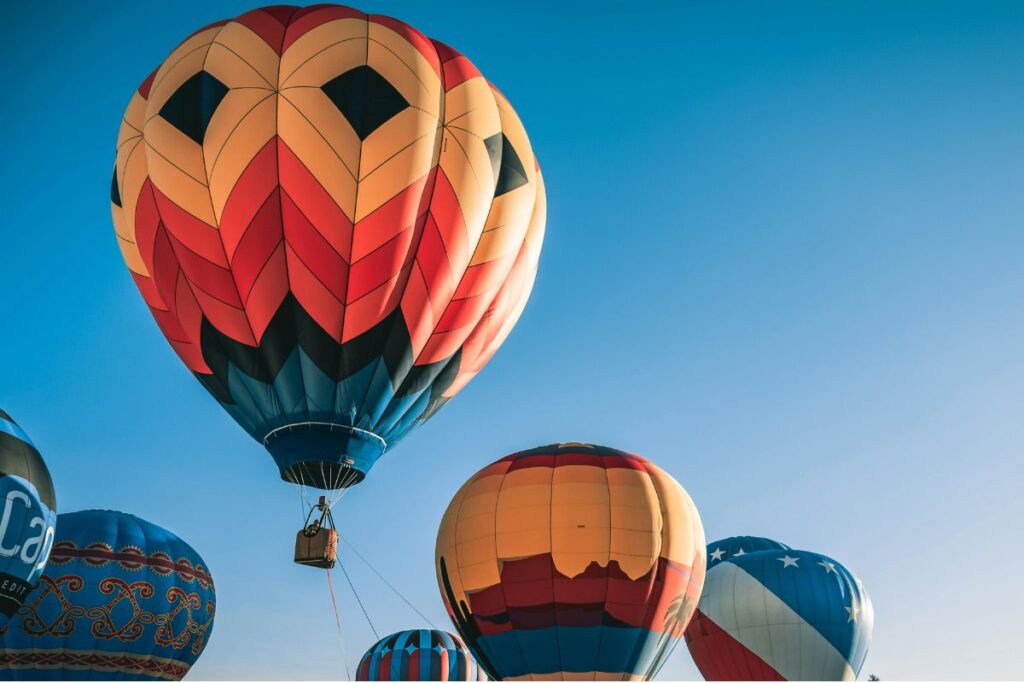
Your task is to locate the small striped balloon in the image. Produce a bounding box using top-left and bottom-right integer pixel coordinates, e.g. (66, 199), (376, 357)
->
(356, 629), (486, 681)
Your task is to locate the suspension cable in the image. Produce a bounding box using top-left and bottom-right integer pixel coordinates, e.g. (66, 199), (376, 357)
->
(339, 536), (439, 629)
(337, 560), (379, 641)
(325, 570), (352, 681)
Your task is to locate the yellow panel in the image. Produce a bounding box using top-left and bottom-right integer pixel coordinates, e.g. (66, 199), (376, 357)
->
(499, 465), (552, 487)
(210, 23), (281, 87)
(280, 32), (367, 89)
(355, 126), (437, 221)
(647, 462), (704, 566)
(279, 18), (367, 86)
(455, 487), (500, 519)
(550, 481), (610, 505)
(144, 46), (214, 182)
(143, 138), (216, 226)
(454, 557), (500, 593)
(144, 27), (221, 110)
(469, 91), (537, 267)
(453, 535), (498, 567)
(206, 93), (277, 224)
(277, 94), (357, 221)
(550, 503), (609, 529)
(440, 122), (498, 238)
(610, 527), (658, 558)
(357, 107), (437, 182)
(453, 510), (495, 545)
(496, 529), (550, 559)
(495, 504), (549, 533)
(495, 483), (551, 511)
(143, 117), (208, 191)
(280, 84), (361, 175)
(610, 504), (658, 532)
(470, 222), (529, 269)
(552, 526), (611, 551)
(366, 29), (441, 117)
(551, 464), (608, 484)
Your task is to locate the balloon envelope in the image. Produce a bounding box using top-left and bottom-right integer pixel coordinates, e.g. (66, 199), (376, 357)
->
(357, 629), (486, 681)
(0, 411), (57, 621)
(111, 4), (546, 489)
(706, 535), (790, 565)
(436, 443), (706, 681)
(684, 548), (873, 681)
(0, 510), (216, 681)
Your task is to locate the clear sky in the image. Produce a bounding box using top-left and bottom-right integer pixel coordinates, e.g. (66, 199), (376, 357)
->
(2, 0), (1022, 679)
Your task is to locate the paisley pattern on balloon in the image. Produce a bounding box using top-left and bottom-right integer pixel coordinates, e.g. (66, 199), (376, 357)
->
(356, 629), (486, 681)
(0, 410), (57, 621)
(436, 443), (706, 681)
(684, 547), (873, 681)
(110, 4), (546, 490)
(0, 510), (216, 681)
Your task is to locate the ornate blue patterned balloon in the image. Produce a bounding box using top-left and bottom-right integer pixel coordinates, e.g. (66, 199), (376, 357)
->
(0, 411), (57, 622)
(357, 629), (487, 681)
(0, 510), (215, 681)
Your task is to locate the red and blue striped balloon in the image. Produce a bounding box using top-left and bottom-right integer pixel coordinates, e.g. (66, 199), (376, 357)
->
(356, 629), (486, 681)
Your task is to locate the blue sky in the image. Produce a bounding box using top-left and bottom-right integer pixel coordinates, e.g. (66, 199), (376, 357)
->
(2, 0), (1022, 679)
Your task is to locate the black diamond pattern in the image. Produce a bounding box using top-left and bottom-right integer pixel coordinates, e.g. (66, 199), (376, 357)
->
(485, 133), (529, 197)
(159, 71), (229, 145)
(321, 65), (409, 140)
(111, 168), (121, 207)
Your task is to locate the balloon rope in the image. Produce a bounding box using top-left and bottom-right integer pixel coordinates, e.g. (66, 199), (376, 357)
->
(337, 560), (379, 640)
(339, 536), (439, 629)
(326, 569), (352, 681)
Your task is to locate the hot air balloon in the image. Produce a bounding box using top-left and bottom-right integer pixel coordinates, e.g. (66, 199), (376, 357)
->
(0, 411), (57, 621)
(0, 510), (216, 681)
(435, 443), (706, 681)
(706, 535), (789, 564)
(684, 548), (873, 681)
(110, 5), (546, 494)
(357, 629), (487, 681)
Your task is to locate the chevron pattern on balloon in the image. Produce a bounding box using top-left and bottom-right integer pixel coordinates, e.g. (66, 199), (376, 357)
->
(111, 5), (546, 488)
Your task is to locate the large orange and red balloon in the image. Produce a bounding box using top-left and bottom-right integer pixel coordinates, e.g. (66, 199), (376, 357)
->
(435, 443), (706, 680)
(111, 5), (546, 489)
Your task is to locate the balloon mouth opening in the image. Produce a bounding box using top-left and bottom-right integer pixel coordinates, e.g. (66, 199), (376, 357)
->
(281, 461), (365, 489)
(263, 422), (386, 490)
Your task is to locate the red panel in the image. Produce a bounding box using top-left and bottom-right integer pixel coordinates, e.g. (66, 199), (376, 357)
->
(399, 262), (433, 351)
(152, 187), (229, 267)
(133, 180), (163, 277)
(432, 41), (482, 89)
(219, 138), (280, 261)
(278, 139), (354, 261)
(165, 229), (242, 307)
(502, 577), (554, 607)
(351, 173), (427, 261)
(685, 609), (785, 681)
(231, 189), (285, 303)
(416, 214), (455, 318)
(234, 6), (295, 53)
(245, 243), (289, 342)
(285, 244), (345, 339)
(281, 187), (348, 302)
(348, 226), (415, 303)
(190, 282), (256, 345)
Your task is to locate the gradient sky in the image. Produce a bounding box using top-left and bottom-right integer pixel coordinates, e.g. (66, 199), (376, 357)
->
(2, 1), (1022, 679)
